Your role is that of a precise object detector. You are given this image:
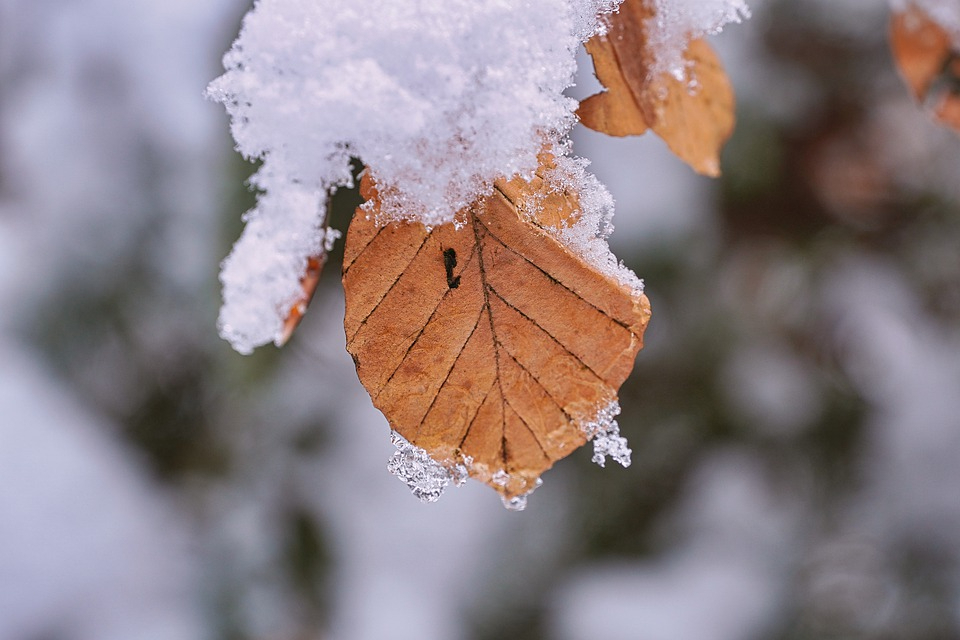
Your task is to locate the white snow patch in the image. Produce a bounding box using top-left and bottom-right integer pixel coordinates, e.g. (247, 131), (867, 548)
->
(721, 341), (823, 436)
(648, 0), (751, 80)
(824, 259), (960, 546)
(207, 0), (607, 223)
(548, 449), (797, 640)
(217, 187), (332, 354)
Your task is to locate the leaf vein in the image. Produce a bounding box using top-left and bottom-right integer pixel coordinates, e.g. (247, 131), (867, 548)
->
(499, 345), (575, 422)
(414, 301), (485, 440)
(478, 200), (635, 333)
(373, 244), (479, 402)
(488, 286), (605, 381)
(348, 231), (431, 343)
(502, 398), (551, 463)
(342, 221), (387, 276)
(457, 379), (497, 451)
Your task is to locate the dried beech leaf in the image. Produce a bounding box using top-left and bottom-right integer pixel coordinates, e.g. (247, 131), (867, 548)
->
(890, 5), (960, 134)
(342, 167), (651, 500)
(578, 0), (735, 176)
(578, 35), (650, 136)
(644, 40), (736, 178)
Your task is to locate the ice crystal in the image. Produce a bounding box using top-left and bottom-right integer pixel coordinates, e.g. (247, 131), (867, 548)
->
(492, 469), (510, 487)
(583, 401), (632, 468)
(451, 455), (472, 487)
(386, 431), (467, 502)
(490, 469), (544, 511)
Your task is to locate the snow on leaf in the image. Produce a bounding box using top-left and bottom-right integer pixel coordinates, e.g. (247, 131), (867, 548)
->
(646, 0), (750, 80)
(578, 0), (737, 177)
(209, 0), (632, 355)
(217, 188), (332, 355)
(275, 199), (342, 347)
(342, 160), (651, 502)
(890, 3), (960, 134)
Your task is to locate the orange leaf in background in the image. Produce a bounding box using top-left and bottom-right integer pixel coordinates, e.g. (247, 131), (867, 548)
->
(342, 165), (650, 500)
(578, 0), (736, 177)
(890, 5), (960, 133)
(891, 6), (952, 100)
(578, 32), (651, 137)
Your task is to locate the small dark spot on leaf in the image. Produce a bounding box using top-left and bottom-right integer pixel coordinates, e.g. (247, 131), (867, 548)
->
(443, 247), (461, 289)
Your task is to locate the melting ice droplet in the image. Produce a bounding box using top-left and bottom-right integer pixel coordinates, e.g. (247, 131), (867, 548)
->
(502, 495), (529, 511)
(500, 477), (544, 512)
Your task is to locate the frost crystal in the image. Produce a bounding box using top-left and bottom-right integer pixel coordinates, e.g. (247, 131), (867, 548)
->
(572, 0), (625, 39)
(490, 469), (545, 511)
(450, 459), (471, 487)
(583, 401), (632, 468)
(386, 431), (467, 502)
(492, 469), (510, 487)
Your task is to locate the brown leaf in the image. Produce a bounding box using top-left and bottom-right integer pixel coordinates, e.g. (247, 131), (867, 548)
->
(578, 0), (736, 176)
(578, 34), (650, 137)
(342, 166), (650, 500)
(890, 5), (960, 134)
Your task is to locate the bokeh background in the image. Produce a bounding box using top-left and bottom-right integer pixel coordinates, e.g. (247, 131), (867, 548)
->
(3, 1), (960, 639)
